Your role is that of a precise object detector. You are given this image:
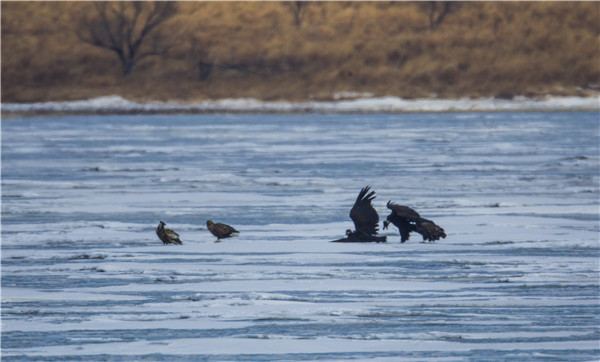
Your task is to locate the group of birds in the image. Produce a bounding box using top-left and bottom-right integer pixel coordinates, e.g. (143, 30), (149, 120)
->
(331, 186), (446, 243)
(156, 186), (446, 245)
(156, 220), (239, 245)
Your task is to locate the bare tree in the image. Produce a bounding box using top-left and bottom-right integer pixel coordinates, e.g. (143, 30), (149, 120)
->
(420, 1), (460, 31)
(284, 1), (310, 29)
(76, 2), (177, 75)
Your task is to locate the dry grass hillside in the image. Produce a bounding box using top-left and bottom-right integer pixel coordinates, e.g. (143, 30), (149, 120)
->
(2, 1), (599, 103)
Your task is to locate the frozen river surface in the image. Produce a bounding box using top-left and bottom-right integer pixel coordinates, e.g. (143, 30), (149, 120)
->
(2, 112), (599, 361)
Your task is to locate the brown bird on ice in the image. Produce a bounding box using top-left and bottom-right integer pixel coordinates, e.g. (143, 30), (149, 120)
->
(383, 201), (446, 243)
(206, 220), (239, 242)
(331, 186), (387, 243)
(156, 221), (183, 245)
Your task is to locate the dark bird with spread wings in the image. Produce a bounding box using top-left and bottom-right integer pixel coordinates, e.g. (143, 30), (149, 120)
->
(156, 221), (183, 245)
(383, 201), (446, 243)
(206, 220), (239, 242)
(331, 186), (387, 243)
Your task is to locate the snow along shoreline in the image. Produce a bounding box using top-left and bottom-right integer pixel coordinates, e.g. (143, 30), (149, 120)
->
(2, 95), (599, 114)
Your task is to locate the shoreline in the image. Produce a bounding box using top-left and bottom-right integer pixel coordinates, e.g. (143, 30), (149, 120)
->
(2, 95), (599, 116)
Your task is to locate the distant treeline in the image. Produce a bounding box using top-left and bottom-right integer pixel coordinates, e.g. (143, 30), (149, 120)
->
(2, 1), (599, 103)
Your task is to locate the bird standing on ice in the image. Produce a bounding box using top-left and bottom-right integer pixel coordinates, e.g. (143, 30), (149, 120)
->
(383, 201), (446, 243)
(156, 221), (183, 245)
(206, 220), (239, 242)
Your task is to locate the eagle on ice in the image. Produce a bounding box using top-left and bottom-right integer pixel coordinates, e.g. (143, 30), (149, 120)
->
(331, 186), (387, 243)
(156, 221), (183, 245)
(383, 202), (446, 243)
(206, 220), (239, 242)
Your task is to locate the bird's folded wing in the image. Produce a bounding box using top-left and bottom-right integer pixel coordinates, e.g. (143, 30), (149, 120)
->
(386, 201), (421, 221)
(165, 229), (179, 238)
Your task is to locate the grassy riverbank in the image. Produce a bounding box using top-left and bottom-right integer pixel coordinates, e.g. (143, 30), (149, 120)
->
(2, 2), (598, 103)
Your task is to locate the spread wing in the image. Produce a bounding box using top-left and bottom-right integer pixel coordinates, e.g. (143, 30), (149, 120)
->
(349, 186), (380, 235)
(387, 201), (421, 221)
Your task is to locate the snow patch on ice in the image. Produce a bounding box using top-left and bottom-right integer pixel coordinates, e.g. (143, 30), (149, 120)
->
(2, 95), (599, 113)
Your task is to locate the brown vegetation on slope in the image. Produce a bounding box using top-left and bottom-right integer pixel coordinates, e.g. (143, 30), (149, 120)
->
(2, 1), (599, 103)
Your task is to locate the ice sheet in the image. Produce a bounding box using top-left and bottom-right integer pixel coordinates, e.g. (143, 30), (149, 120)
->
(2, 112), (598, 361)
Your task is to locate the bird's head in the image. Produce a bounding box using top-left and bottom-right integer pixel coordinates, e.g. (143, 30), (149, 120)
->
(206, 220), (214, 227)
(382, 220), (389, 230)
(158, 221), (166, 228)
(345, 229), (352, 237)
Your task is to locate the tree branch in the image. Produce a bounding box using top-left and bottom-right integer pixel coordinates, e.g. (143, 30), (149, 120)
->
(75, 2), (177, 75)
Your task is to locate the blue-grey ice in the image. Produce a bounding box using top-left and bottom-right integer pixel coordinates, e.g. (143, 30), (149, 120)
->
(2, 112), (598, 361)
